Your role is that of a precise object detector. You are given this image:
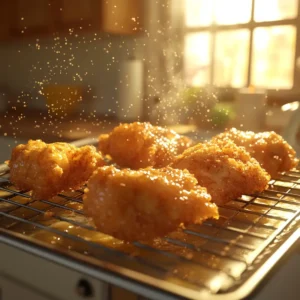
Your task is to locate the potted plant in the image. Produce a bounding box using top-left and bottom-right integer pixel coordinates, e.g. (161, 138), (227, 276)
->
(181, 86), (218, 128)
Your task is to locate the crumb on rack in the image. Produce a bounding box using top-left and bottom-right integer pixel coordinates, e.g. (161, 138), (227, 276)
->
(44, 211), (54, 219)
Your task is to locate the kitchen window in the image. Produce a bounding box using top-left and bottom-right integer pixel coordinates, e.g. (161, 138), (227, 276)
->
(183, 0), (299, 90)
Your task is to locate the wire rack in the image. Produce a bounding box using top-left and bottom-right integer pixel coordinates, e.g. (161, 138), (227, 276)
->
(1, 165), (300, 299)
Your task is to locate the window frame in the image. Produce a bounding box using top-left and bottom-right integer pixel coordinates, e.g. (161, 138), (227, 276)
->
(181, 0), (300, 92)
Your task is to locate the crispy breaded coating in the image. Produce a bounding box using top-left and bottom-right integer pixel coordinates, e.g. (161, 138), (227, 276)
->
(83, 166), (218, 241)
(8, 140), (105, 200)
(98, 122), (194, 169)
(212, 128), (299, 177)
(171, 140), (270, 205)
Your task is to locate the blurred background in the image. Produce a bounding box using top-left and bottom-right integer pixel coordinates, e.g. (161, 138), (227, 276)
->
(0, 1), (299, 299)
(0, 0), (300, 152)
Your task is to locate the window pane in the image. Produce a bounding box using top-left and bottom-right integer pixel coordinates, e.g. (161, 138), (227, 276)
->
(214, 29), (250, 87)
(254, 0), (298, 22)
(184, 0), (213, 27)
(251, 26), (296, 89)
(215, 0), (252, 25)
(184, 32), (211, 86)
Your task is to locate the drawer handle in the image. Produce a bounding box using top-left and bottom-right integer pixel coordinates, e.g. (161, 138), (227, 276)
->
(76, 278), (94, 298)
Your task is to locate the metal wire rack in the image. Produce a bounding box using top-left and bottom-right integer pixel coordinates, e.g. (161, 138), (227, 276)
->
(1, 164), (300, 299)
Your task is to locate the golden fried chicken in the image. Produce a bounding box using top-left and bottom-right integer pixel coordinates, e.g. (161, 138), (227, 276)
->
(83, 166), (218, 241)
(98, 122), (194, 169)
(8, 140), (105, 200)
(212, 128), (299, 177)
(171, 140), (270, 205)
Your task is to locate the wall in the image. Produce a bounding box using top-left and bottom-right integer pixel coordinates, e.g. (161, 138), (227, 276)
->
(0, 0), (164, 116)
(0, 33), (143, 115)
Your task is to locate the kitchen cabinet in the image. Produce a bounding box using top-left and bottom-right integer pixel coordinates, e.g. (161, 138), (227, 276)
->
(11, 0), (55, 37)
(55, 0), (101, 32)
(102, 0), (144, 35)
(57, 0), (144, 35)
(1, 0), (144, 40)
(0, 1), (11, 40)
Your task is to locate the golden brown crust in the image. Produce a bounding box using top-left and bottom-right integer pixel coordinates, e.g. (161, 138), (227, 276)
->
(212, 128), (299, 177)
(9, 140), (105, 200)
(98, 122), (194, 169)
(171, 140), (270, 205)
(83, 166), (218, 241)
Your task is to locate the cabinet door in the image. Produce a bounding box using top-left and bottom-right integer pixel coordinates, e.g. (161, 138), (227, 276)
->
(11, 0), (54, 37)
(102, 0), (144, 35)
(56, 0), (100, 32)
(0, 1), (11, 40)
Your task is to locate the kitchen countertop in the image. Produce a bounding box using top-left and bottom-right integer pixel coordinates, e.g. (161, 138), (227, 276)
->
(0, 110), (120, 143)
(0, 109), (287, 143)
(0, 110), (224, 145)
(0, 110), (203, 162)
(1, 108), (299, 163)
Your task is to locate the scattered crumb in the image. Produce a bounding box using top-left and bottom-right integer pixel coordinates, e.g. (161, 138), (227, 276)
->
(44, 211), (54, 219)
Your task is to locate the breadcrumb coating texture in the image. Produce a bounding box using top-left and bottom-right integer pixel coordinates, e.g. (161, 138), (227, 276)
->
(83, 166), (218, 241)
(9, 140), (105, 200)
(213, 128), (298, 177)
(98, 122), (194, 169)
(171, 140), (270, 205)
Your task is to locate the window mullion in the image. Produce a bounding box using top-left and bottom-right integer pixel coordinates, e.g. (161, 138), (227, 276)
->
(210, 0), (216, 86)
(247, 0), (256, 87)
(210, 27), (216, 86)
(184, 19), (297, 34)
(292, 1), (300, 89)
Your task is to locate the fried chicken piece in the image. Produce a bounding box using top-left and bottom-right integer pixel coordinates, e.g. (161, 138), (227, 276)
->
(83, 166), (218, 241)
(171, 140), (270, 205)
(8, 140), (105, 200)
(212, 128), (299, 177)
(98, 122), (194, 169)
